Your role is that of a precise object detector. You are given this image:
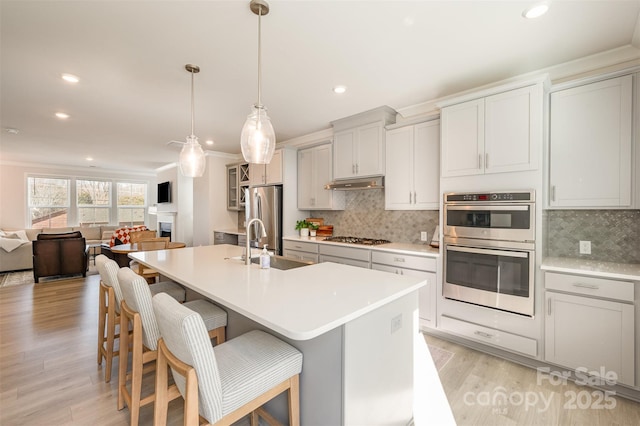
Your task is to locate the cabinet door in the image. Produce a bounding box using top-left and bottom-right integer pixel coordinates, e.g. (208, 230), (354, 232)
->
(385, 126), (414, 209)
(249, 163), (266, 186)
(334, 129), (356, 179)
(485, 85), (539, 173)
(356, 122), (384, 177)
(413, 120), (440, 209)
(226, 165), (239, 211)
(545, 291), (635, 386)
(549, 75), (633, 207)
(313, 144), (334, 209)
(441, 99), (484, 177)
(297, 148), (314, 209)
(265, 149), (283, 184)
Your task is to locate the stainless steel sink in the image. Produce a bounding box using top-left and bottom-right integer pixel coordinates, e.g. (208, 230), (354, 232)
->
(251, 255), (313, 270)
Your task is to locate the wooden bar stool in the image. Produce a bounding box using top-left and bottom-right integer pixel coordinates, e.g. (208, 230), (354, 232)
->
(96, 255), (188, 383)
(117, 268), (227, 425)
(152, 293), (302, 426)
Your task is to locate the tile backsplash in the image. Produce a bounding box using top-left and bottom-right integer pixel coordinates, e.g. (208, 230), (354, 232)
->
(545, 210), (640, 264)
(313, 190), (439, 244)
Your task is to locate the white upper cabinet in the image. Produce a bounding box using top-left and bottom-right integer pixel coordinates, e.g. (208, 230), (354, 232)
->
(298, 144), (344, 210)
(250, 149), (283, 185)
(440, 83), (542, 177)
(331, 106), (396, 180)
(334, 122), (385, 179)
(385, 120), (440, 210)
(549, 74), (633, 208)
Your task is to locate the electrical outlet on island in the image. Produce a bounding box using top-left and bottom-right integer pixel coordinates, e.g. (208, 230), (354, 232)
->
(420, 231), (428, 242)
(579, 240), (591, 255)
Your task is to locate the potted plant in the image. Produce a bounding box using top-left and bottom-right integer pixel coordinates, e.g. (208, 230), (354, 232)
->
(309, 223), (319, 237)
(295, 220), (310, 237)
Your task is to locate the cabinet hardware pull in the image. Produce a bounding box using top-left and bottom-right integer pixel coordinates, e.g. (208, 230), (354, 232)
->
(551, 185), (556, 202)
(572, 283), (599, 290)
(485, 153), (489, 169)
(352, 164), (355, 174)
(474, 331), (493, 339)
(414, 192), (417, 204)
(394, 257), (406, 262)
(548, 298), (551, 316)
(478, 154), (482, 169)
(409, 192), (412, 203)
(356, 164), (359, 174)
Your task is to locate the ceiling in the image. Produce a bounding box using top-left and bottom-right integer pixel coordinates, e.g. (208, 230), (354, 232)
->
(1, 0), (639, 174)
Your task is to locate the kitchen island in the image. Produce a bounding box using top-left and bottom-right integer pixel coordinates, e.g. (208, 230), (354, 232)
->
(129, 244), (453, 425)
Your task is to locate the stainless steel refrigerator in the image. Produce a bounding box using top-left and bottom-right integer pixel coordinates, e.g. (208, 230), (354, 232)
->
(245, 185), (283, 255)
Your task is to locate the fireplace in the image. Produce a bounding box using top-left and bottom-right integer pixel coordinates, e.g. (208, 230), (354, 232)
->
(159, 222), (172, 241)
(157, 213), (176, 242)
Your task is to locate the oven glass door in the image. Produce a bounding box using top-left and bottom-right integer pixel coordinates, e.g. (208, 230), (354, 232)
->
(444, 204), (534, 241)
(444, 244), (534, 316)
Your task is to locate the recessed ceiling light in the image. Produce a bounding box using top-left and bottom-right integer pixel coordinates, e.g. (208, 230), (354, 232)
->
(5, 128), (19, 135)
(333, 85), (347, 94)
(86, 157), (93, 161)
(522, 2), (549, 19)
(205, 139), (214, 146)
(55, 112), (70, 119)
(62, 73), (80, 83)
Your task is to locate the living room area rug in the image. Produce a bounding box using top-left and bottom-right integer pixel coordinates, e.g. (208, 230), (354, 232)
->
(0, 264), (98, 288)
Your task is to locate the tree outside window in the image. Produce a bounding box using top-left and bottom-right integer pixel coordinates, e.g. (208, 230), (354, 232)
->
(28, 177), (70, 228)
(117, 182), (146, 226)
(77, 180), (111, 225)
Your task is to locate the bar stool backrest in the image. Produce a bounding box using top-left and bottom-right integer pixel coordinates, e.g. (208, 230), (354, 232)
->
(118, 267), (161, 350)
(96, 254), (124, 313)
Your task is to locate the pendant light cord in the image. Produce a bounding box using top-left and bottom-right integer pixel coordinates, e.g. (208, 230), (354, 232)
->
(257, 4), (262, 108)
(190, 68), (196, 137)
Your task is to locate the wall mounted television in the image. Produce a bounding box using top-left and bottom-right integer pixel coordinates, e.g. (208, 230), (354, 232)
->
(157, 181), (172, 204)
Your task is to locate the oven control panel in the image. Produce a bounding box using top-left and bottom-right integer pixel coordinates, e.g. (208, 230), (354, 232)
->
(445, 190), (534, 203)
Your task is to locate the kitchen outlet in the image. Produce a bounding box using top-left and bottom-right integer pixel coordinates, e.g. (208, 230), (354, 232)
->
(579, 240), (591, 255)
(420, 231), (428, 242)
(390, 314), (402, 334)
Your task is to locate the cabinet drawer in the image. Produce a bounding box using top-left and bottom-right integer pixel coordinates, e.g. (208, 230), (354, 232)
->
(545, 272), (634, 302)
(319, 244), (370, 262)
(440, 315), (537, 357)
(283, 240), (318, 254)
(371, 251), (436, 272)
(319, 254), (370, 269)
(283, 249), (318, 264)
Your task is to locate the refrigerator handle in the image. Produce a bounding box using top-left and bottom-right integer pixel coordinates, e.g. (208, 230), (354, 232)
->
(254, 193), (263, 246)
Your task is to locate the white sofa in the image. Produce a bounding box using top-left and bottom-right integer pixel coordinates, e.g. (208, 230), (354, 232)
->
(0, 225), (118, 273)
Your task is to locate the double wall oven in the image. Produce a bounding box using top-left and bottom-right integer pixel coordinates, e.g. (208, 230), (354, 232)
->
(443, 191), (536, 317)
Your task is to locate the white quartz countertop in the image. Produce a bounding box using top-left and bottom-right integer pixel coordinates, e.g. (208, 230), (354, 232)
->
(214, 228), (246, 236)
(130, 244), (426, 341)
(541, 257), (640, 281)
(283, 235), (440, 257)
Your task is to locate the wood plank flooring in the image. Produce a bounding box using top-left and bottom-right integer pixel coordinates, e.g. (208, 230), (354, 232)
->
(1, 274), (639, 425)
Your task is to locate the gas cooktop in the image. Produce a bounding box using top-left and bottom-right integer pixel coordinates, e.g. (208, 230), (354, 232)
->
(323, 236), (391, 246)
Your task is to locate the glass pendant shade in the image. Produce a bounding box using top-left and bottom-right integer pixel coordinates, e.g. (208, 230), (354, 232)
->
(179, 135), (206, 177)
(240, 104), (275, 164)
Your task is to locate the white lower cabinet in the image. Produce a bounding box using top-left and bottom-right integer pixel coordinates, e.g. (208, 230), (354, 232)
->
(371, 251), (437, 328)
(283, 240), (318, 263)
(319, 244), (371, 269)
(544, 272), (635, 387)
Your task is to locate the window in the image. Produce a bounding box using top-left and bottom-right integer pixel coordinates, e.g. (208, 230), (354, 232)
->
(77, 179), (111, 225)
(28, 177), (70, 228)
(117, 182), (146, 226)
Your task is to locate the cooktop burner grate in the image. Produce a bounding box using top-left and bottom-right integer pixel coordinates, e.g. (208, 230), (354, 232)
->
(323, 236), (391, 245)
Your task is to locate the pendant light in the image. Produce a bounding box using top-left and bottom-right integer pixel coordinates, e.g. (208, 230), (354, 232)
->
(179, 64), (206, 177)
(240, 0), (276, 165)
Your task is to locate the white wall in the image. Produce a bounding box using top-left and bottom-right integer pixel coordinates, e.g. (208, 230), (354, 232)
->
(0, 162), (155, 229)
(193, 154), (238, 246)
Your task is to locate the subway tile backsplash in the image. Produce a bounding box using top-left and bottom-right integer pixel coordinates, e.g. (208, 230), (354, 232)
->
(313, 190), (439, 245)
(546, 210), (640, 264)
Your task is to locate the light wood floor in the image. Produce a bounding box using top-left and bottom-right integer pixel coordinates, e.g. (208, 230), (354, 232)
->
(1, 275), (639, 425)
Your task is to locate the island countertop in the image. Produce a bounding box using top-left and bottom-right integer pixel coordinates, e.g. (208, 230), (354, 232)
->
(129, 244), (426, 341)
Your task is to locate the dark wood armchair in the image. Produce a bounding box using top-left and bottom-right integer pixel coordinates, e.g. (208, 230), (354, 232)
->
(32, 231), (89, 283)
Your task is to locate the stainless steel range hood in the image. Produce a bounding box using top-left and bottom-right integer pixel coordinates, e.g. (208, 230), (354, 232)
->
(324, 176), (384, 190)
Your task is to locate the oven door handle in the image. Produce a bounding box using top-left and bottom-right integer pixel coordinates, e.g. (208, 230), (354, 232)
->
(445, 205), (529, 211)
(446, 245), (529, 258)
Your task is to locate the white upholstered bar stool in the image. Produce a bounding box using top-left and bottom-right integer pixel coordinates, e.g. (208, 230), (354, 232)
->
(117, 268), (227, 426)
(152, 293), (303, 426)
(96, 255), (187, 383)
